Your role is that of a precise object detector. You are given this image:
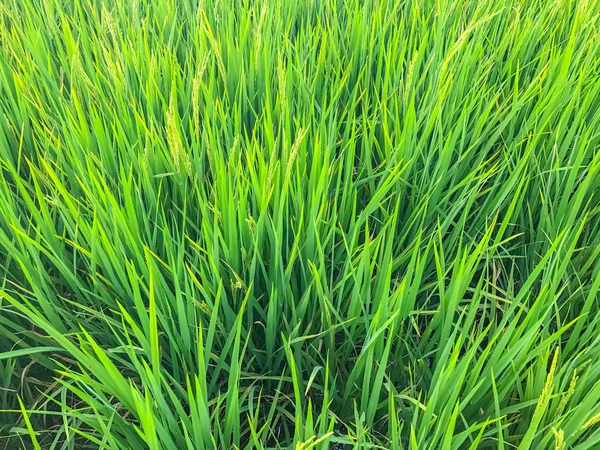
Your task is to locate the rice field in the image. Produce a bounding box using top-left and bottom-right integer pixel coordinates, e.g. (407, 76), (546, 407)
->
(1, 0), (600, 448)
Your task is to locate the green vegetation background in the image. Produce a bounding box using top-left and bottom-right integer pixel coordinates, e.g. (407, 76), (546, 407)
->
(0, 0), (599, 448)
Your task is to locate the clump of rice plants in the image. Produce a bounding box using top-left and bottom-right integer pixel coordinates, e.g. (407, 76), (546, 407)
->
(0, 0), (599, 448)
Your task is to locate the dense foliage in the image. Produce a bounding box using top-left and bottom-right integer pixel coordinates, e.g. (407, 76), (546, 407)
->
(1, 0), (599, 448)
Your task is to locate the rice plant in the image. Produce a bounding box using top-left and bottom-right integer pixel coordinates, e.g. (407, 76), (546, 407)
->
(0, 0), (599, 448)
